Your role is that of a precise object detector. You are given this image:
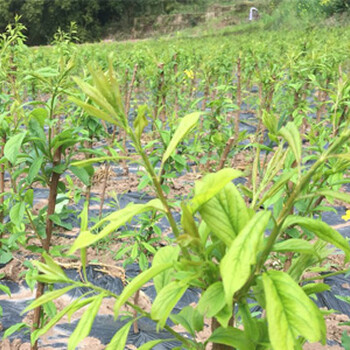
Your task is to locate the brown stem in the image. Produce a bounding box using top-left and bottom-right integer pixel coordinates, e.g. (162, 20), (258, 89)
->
(122, 64), (139, 175)
(154, 63), (165, 123)
(32, 147), (62, 350)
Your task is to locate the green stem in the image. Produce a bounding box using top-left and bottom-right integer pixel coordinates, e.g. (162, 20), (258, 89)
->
(128, 129), (191, 259)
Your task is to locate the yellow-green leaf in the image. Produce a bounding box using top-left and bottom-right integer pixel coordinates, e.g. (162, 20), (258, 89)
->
(262, 271), (326, 350)
(199, 182), (249, 246)
(220, 211), (270, 305)
(162, 112), (200, 166)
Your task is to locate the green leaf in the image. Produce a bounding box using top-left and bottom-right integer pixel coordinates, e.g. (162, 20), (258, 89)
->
(302, 283), (331, 295)
(31, 302), (75, 343)
(191, 168), (242, 212)
(69, 199), (165, 253)
(105, 320), (133, 350)
(68, 293), (104, 350)
(215, 304), (233, 328)
(10, 202), (25, 228)
(0, 283), (10, 297)
(27, 156), (43, 184)
(69, 166), (91, 186)
(279, 122), (301, 170)
(151, 281), (188, 329)
(70, 96), (117, 125)
(134, 105), (149, 140)
(262, 270), (326, 350)
(4, 132), (26, 164)
(3, 323), (28, 339)
(181, 203), (200, 239)
(24, 189), (34, 206)
(23, 286), (76, 314)
(73, 77), (121, 122)
(0, 251), (13, 265)
(342, 331), (350, 350)
(199, 182), (249, 246)
(170, 306), (203, 337)
(197, 282), (226, 318)
(114, 263), (173, 318)
(71, 155), (130, 167)
(238, 301), (259, 342)
(315, 190), (350, 205)
(29, 108), (48, 127)
(220, 211), (270, 305)
(137, 339), (174, 350)
(283, 216), (350, 261)
(152, 246), (180, 293)
(273, 239), (315, 255)
(208, 326), (255, 350)
(161, 112), (200, 166)
(32, 253), (70, 283)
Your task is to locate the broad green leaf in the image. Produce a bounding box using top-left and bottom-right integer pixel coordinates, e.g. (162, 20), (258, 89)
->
(191, 168), (242, 212)
(24, 189), (34, 206)
(69, 199), (165, 253)
(279, 122), (301, 170)
(302, 283), (331, 295)
(68, 293), (104, 350)
(69, 166), (91, 186)
(152, 246), (180, 293)
(220, 211), (270, 305)
(23, 286), (76, 313)
(0, 251), (12, 265)
(27, 156), (43, 184)
(162, 112), (200, 166)
(29, 108), (48, 127)
(4, 132), (26, 164)
(170, 306), (203, 337)
(114, 263), (173, 318)
(151, 281), (188, 329)
(197, 282), (226, 318)
(138, 339), (174, 350)
(105, 320), (133, 350)
(200, 182), (249, 246)
(215, 304), (233, 328)
(208, 326), (255, 350)
(9, 202), (25, 228)
(283, 216), (350, 261)
(262, 270), (326, 350)
(273, 239), (315, 255)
